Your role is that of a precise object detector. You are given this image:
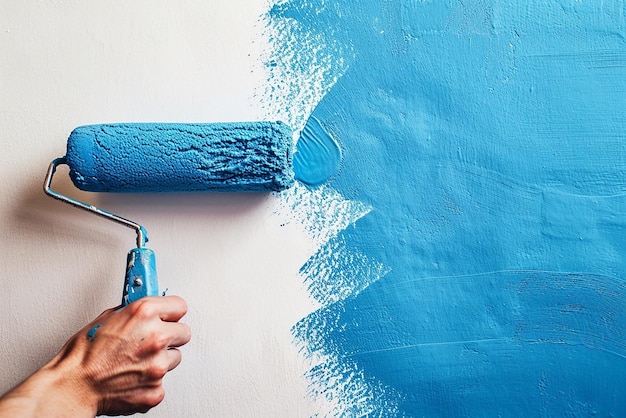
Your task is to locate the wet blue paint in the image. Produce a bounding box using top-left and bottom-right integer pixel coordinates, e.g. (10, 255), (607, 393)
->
(294, 117), (342, 186)
(267, 0), (626, 415)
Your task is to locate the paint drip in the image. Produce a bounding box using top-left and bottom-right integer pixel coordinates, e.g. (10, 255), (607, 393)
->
(294, 117), (342, 187)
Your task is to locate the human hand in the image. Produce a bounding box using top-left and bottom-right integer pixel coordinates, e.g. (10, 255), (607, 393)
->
(0, 295), (191, 417)
(75, 295), (191, 415)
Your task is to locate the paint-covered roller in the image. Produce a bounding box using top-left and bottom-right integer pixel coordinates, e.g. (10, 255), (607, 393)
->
(67, 122), (294, 192)
(44, 121), (294, 306)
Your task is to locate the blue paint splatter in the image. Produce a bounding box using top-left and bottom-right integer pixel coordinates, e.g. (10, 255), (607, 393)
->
(266, 0), (626, 415)
(86, 324), (103, 342)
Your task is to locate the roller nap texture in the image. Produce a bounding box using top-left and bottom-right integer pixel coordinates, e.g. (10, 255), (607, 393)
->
(66, 122), (294, 192)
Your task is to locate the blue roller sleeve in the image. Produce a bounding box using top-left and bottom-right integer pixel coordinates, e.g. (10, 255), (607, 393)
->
(65, 122), (295, 193)
(122, 247), (158, 306)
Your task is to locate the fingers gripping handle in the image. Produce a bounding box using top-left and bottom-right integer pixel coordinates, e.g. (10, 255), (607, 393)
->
(123, 248), (158, 306)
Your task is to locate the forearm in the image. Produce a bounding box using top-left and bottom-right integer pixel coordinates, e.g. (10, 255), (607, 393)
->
(0, 360), (97, 418)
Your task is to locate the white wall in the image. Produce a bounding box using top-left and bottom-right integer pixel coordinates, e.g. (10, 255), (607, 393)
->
(0, 1), (319, 416)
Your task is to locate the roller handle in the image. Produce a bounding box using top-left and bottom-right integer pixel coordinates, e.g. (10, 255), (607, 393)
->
(122, 247), (158, 306)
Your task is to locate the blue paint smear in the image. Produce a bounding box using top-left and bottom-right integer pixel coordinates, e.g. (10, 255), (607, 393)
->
(270, 0), (626, 415)
(86, 324), (103, 342)
(294, 117), (342, 187)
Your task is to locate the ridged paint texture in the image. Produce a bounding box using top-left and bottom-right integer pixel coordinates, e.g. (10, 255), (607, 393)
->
(66, 122), (294, 192)
(293, 116), (342, 186)
(264, 0), (626, 416)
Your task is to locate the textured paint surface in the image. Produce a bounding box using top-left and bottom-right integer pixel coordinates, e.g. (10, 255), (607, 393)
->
(66, 122), (294, 192)
(264, 0), (626, 415)
(294, 117), (342, 186)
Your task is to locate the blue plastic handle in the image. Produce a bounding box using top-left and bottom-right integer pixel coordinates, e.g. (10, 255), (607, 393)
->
(122, 247), (158, 306)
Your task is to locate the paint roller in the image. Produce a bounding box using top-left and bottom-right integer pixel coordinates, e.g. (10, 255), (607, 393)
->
(44, 122), (294, 306)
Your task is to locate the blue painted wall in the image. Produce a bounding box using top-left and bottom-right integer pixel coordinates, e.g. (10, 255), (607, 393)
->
(270, 1), (626, 415)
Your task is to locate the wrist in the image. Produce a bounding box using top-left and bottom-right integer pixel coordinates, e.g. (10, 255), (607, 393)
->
(38, 348), (100, 417)
(0, 355), (99, 418)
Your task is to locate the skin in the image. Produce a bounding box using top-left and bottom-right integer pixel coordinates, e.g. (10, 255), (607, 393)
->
(0, 296), (191, 417)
